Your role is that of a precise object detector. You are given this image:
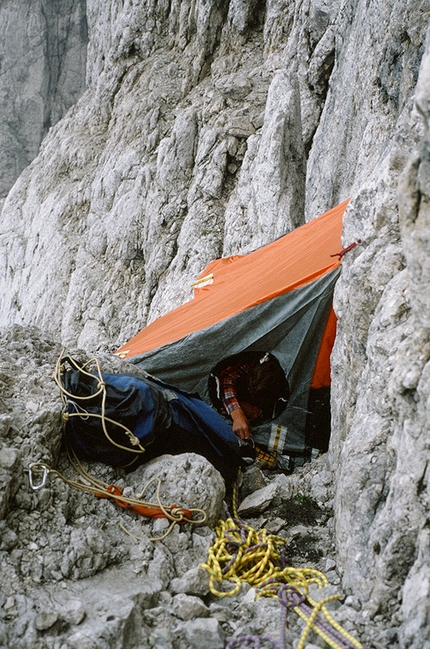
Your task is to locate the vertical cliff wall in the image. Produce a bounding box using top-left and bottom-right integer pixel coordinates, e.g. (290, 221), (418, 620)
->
(0, 1), (430, 647)
(331, 27), (430, 646)
(0, 0), (88, 198)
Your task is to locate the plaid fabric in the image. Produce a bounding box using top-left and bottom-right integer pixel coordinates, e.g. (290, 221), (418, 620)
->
(219, 363), (252, 415)
(255, 445), (278, 469)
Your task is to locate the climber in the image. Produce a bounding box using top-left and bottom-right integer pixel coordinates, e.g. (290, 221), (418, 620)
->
(216, 352), (290, 441)
(58, 354), (255, 487)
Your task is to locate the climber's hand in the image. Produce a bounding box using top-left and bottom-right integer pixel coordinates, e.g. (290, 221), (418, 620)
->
(230, 407), (252, 440)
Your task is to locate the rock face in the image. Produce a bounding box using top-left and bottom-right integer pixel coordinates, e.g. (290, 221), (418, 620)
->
(0, 1), (430, 648)
(331, 25), (430, 648)
(0, 0), (88, 199)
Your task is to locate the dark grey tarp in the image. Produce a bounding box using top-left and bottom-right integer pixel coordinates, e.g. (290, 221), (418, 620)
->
(128, 267), (340, 457)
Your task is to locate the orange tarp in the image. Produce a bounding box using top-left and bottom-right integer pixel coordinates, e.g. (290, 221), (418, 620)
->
(117, 200), (349, 359)
(310, 306), (338, 389)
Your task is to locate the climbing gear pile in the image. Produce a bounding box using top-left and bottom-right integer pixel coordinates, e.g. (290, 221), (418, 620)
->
(29, 355), (206, 541)
(200, 472), (368, 649)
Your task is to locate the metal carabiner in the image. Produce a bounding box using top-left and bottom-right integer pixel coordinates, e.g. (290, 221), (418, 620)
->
(238, 436), (255, 449)
(28, 463), (49, 491)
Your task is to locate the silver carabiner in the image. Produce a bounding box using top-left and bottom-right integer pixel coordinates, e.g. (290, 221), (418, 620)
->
(28, 463), (49, 491)
(238, 436), (255, 449)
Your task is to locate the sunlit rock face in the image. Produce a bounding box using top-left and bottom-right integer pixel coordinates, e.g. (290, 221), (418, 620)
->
(0, 2), (430, 648)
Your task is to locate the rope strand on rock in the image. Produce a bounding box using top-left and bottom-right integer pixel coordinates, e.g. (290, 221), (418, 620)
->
(29, 448), (207, 541)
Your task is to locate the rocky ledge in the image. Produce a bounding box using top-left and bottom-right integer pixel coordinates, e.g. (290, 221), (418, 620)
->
(0, 324), (393, 649)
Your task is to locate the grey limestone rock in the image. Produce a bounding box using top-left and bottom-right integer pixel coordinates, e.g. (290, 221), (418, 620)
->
(171, 593), (210, 620)
(128, 452), (226, 528)
(183, 617), (225, 649)
(1, 1), (430, 648)
(0, 0), (87, 198)
(170, 566), (211, 598)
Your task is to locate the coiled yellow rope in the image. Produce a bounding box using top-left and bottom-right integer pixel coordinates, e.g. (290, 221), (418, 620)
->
(200, 472), (365, 649)
(200, 516), (321, 598)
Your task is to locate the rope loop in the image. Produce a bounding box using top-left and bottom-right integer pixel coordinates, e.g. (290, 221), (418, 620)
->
(31, 352), (209, 542)
(54, 352), (147, 457)
(28, 450), (207, 541)
(277, 584), (306, 609)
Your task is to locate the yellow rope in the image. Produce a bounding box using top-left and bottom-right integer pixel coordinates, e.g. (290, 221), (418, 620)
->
(200, 516), (326, 597)
(200, 476), (364, 649)
(304, 593), (363, 649)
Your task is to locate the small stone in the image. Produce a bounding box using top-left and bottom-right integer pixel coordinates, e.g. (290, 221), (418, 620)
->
(237, 482), (278, 516)
(214, 74), (252, 100)
(345, 595), (362, 612)
(183, 617), (225, 649)
(35, 610), (59, 631)
(4, 597), (14, 610)
(242, 587), (257, 603)
(170, 567), (210, 597)
(208, 604), (232, 624)
(251, 112), (265, 129)
(149, 627), (172, 649)
(288, 524), (309, 539)
(226, 117), (255, 139)
(241, 464), (267, 497)
(151, 518), (170, 535)
(326, 569), (339, 584)
(0, 447), (18, 469)
(60, 599), (86, 625)
(0, 525), (18, 551)
(265, 517), (286, 534)
(158, 591), (173, 605)
(172, 593), (209, 620)
(51, 571), (63, 581)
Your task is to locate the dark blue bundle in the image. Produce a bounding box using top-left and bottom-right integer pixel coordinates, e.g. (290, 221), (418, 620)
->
(60, 357), (248, 484)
